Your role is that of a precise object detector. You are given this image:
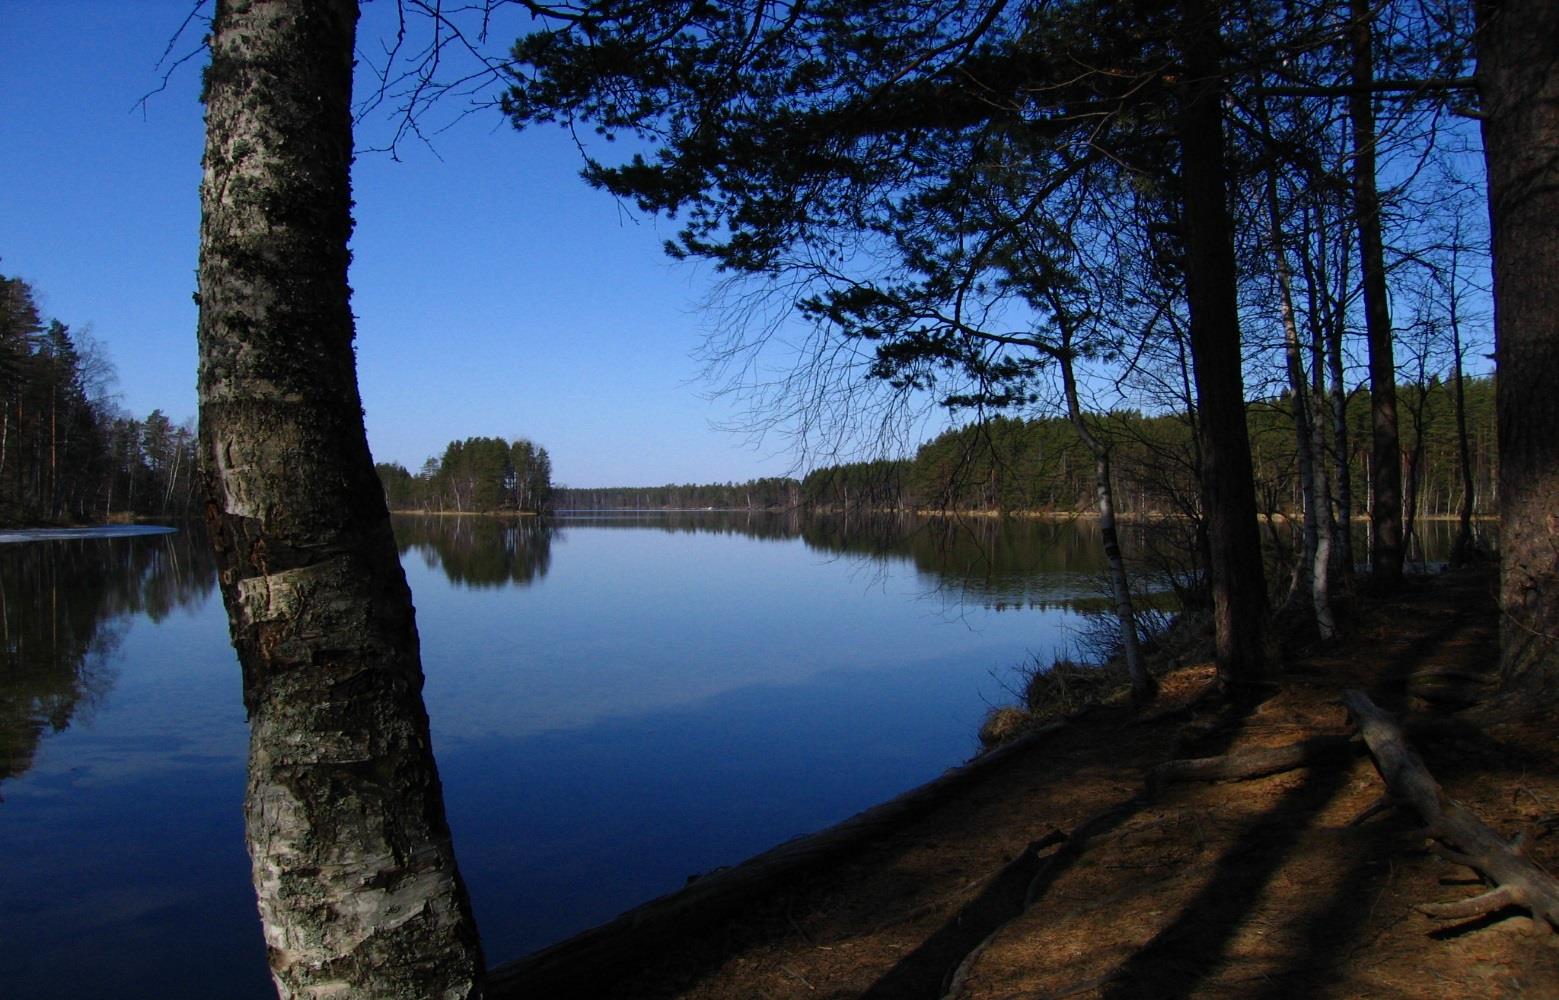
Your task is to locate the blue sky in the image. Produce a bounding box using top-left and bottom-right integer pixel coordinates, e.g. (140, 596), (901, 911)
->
(0, 1), (869, 488)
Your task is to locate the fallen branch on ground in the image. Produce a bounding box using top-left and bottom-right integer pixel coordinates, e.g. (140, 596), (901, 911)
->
(1343, 689), (1559, 935)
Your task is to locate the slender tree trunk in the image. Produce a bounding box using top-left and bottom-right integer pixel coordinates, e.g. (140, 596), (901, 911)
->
(1401, 382), (1430, 564)
(49, 390), (57, 518)
(1059, 347), (1155, 702)
(1447, 239), (1477, 566)
(198, 2), (485, 996)
(1477, 0), (1559, 699)
(1450, 336), (1476, 563)
(1176, 0), (1268, 688)
(1264, 164), (1336, 639)
(1302, 200), (1354, 579)
(1294, 204), (1342, 620)
(1349, 0), (1404, 586)
(1308, 326), (1337, 628)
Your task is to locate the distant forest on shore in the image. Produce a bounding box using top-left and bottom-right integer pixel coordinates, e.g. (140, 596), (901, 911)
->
(551, 376), (1494, 526)
(7, 267), (1494, 533)
(1, 274), (198, 526)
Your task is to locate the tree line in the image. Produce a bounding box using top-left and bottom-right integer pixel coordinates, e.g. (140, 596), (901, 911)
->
(554, 476), (801, 511)
(805, 376), (1496, 530)
(1, 273), (198, 525)
(375, 435), (554, 513)
(530, 369), (1497, 530)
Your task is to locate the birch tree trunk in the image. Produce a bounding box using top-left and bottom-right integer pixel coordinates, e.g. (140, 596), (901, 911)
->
(1478, 0), (1559, 699)
(1254, 87), (1334, 639)
(198, 2), (485, 995)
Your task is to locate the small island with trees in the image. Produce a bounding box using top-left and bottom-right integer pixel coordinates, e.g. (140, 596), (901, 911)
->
(375, 436), (554, 514)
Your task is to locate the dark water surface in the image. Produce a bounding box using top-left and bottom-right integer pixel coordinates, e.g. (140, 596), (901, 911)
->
(0, 514), (1482, 997)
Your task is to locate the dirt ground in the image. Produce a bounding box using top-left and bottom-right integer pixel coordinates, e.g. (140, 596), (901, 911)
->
(497, 567), (1559, 999)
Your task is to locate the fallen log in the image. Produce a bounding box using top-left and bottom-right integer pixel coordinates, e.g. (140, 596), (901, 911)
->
(1343, 689), (1559, 934)
(1147, 734), (1357, 788)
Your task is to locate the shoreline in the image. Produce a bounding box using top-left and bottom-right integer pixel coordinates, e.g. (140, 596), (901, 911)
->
(482, 568), (1552, 999)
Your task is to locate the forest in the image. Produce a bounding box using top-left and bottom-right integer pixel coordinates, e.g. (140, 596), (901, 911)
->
(805, 376), (1495, 524)
(559, 371), (1496, 539)
(492, 0), (1531, 706)
(0, 273), (199, 526)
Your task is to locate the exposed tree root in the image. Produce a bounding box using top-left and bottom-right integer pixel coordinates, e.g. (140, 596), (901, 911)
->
(1147, 733), (1358, 788)
(1344, 690), (1559, 935)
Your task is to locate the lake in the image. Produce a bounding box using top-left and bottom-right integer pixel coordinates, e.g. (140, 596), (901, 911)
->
(0, 513), (1482, 997)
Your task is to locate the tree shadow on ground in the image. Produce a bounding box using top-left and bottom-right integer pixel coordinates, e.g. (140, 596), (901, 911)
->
(858, 799), (1144, 999)
(1099, 754), (1354, 998)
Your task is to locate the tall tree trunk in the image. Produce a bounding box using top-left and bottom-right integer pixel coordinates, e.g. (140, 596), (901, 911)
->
(49, 390), (57, 518)
(1400, 380), (1430, 564)
(1307, 318), (1338, 627)
(1348, 0), (1404, 585)
(1176, 0), (1269, 688)
(1477, 0), (1559, 699)
(1295, 203), (1343, 622)
(198, 2), (485, 996)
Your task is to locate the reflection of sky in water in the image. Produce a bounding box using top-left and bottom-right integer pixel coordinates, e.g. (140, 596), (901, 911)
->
(410, 521), (1088, 965)
(0, 567), (261, 999)
(412, 525), (1084, 746)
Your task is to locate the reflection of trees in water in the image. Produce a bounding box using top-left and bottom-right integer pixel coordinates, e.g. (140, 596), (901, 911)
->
(395, 510), (1491, 614)
(564, 509), (1113, 605)
(552, 509), (805, 540)
(799, 513), (1111, 606)
(392, 515), (557, 588)
(0, 529), (217, 786)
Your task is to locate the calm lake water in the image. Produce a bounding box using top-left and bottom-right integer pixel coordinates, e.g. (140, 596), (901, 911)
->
(0, 513), (1482, 997)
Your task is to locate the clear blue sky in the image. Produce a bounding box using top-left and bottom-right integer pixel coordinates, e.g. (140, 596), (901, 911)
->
(0, 1), (875, 488)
